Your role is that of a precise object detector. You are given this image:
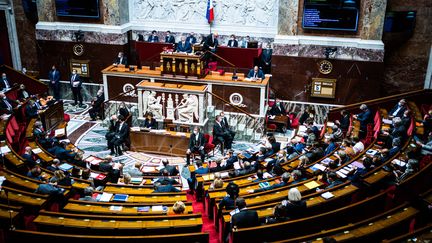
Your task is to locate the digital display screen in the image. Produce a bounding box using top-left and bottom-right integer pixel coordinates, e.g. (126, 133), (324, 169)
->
(302, 0), (360, 31)
(55, 0), (100, 19)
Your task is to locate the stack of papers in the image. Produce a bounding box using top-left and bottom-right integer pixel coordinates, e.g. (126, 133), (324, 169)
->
(321, 192), (335, 200)
(32, 148), (42, 154)
(321, 158), (334, 165)
(55, 128), (65, 137)
(131, 177), (143, 184)
(366, 150), (378, 156)
(336, 171), (347, 178)
(109, 206), (123, 211)
(233, 162), (242, 170)
(393, 159), (406, 167)
(137, 206), (150, 212)
(382, 119), (392, 125)
(58, 163), (73, 171)
(99, 192), (113, 202)
(0, 146), (11, 154)
(311, 164), (326, 171)
(151, 205), (168, 212)
(202, 174), (215, 181)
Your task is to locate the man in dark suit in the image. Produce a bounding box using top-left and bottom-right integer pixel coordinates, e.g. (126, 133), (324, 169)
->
(109, 115), (129, 156)
(176, 36), (192, 53)
(147, 30), (159, 42)
(220, 111), (236, 140)
(22, 146), (38, 169)
(113, 52), (128, 65)
(186, 32), (197, 44)
(48, 65), (61, 100)
(70, 69), (83, 107)
(353, 104), (373, 138)
(106, 115), (119, 148)
(249, 172), (290, 193)
(165, 30), (176, 44)
(269, 99), (287, 116)
(213, 115), (233, 151)
(227, 34), (238, 47)
(224, 149), (238, 169)
(261, 43), (272, 74)
(246, 66), (265, 81)
(143, 112), (157, 129)
(231, 197), (259, 229)
(204, 32), (219, 52)
(186, 126), (206, 165)
(0, 92), (16, 114)
(25, 99), (39, 119)
(88, 90), (104, 121)
(160, 158), (179, 176)
(0, 73), (12, 90)
(54, 141), (76, 163)
(389, 99), (407, 118)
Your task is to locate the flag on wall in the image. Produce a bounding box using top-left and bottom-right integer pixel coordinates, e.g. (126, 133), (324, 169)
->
(206, 0), (214, 24)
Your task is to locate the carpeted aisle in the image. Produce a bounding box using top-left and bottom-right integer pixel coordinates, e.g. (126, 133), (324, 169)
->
(187, 194), (219, 243)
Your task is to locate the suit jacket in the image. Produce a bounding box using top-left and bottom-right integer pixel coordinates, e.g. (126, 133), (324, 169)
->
(189, 132), (206, 149)
(25, 103), (38, 118)
(261, 48), (272, 64)
(115, 122), (129, 142)
(221, 117), (231, 131)
(186, 36), (197, 44)
(144, 118), (157, 129)
(195, 166), (209, 175)
(22, 153), (37, 168)
(54, 146), (75, 161)
(324, 142), (337, 156)
(356, 109), (373, 129)
(213, 122), (226, 138)
(339, 114), (351, 130)
(269, 103), (287, 116)
(147, 35), (159, 42)
(153, 184), (180, 193)
(165, 35), (176, 44)
(48, 69), (61, 84)
(247, 69), (265, 79)
(231, 209), (260, 229)
(70, 74), (81, 88)
(114, 56), (128, 65)
(119, 107), (129, 118)
(161, 165), (179, 176)
(389, 104), (406, 118)
(176, 41), (192, 53)
(283, 200), (306, 219)
(18, 89), (31, 100)
(92, 94), (104, 110)
(0, 78), (12, 90)
(225, 155), (238, 169)
(0, 98), (15, 113)
(227, 39), (238, 47)
(204, 34), (218, 51)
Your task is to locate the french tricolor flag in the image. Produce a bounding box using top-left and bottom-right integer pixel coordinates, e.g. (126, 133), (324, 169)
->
(206, 0), (214, 24)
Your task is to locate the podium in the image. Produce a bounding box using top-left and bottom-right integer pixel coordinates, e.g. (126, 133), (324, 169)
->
(160, 52), (205, 78)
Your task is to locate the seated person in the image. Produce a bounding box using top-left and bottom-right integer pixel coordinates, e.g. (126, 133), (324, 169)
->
(210, 177), (224, 190)
(0, 73), (13, 91)
(176, 36), (192, 53)
(22, 146), (38, 169)
(113, 52), (127, 65)
(391, 159), (418, 183)
(159, 158), (179, 176)
(46, 158), (61, 172)
(79, 186), (97, 202)
(266, 203), (289, 224)
(153, 181), (180, 193)
(388, 99), (407, 118)
(186, 126), (206, 165)
(186, 32), (197, 44)
(187, 161), (208, 193)
(165, 30), (176, 44)
(353, 104), (373, 138)
(108, 115), (129, 156)
(27, 166), (45, 181)
(54, 141), (77, 162)
(0, 92), (17, 114)
(172, 201), (186, 214)
(231, 197), (260, 229)
(213, 115), (233, 150)
(147, 30), (159, 42)
(88, 90), (104, 121)
(224, 149), (238, 169)
(219, 182), (239, 212)
(51, 170), (73, 187)
(416, 132), (432, 155)
(323, 137), (337, 156)
(324, 172), (343, 189)
(143, 112), (157, 129)
(281, 187), (306, 219)
(127, 161), (143, 177)
(220, 112), (236, 139)
(253, 170), (265, 182)
(227, 34), (238, 47)
(235, 161), (255, 176)
(209, 159), (224, 173)
(246, 66), (265, 81)
(17, 84), (31, 101)
(248, 172), (291, 193)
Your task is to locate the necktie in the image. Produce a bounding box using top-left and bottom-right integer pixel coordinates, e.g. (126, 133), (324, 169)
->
(254, 72), (257, 78)
(4, 79), (9, 89)
(72, 75), (75, 82)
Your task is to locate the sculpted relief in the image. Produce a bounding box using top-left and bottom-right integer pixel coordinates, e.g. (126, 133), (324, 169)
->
(131, 0), (277, 27)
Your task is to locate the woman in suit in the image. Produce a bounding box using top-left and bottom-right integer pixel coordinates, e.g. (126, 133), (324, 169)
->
(143, 112), (157, 129)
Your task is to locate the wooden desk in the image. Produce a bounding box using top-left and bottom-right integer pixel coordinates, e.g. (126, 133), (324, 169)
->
(130, 130), (189, 157)
(160, 52), (204, 78)
(217, 46), (262, 69)
(134, 41), (175, 66)
(39, 100), (65, 132)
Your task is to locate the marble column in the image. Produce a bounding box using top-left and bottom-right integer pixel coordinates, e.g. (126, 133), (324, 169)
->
(278, 0), (299, 35)
(198, 94), (204, 124)
(425, 45), (432, 89)
(360, 0), (387, 40)
(103, 0), (129, 25)
(36, 0), (55, 22)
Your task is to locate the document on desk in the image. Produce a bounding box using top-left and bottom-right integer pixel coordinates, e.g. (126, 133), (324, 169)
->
(0, 145), (11, 154)
(99, 192), (113, 202)
(31, 148), (42, 154)
(304, 181), (320, 190)
(54, 128), (65, 137)
(109, 206), (123, 211)
(321, 192), (335, 200)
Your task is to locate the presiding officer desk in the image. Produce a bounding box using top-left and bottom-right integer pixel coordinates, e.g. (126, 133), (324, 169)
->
(130, 130), (190, 157)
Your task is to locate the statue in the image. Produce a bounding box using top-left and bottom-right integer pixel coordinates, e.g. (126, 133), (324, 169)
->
(143, 91), (164, 119)
(175, 93), (199, 123)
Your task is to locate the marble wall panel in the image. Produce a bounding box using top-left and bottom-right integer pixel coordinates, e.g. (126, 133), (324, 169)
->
(278, 0), (299, 35)
(36, 29), (128, 45)
(36, 0), (55, 22)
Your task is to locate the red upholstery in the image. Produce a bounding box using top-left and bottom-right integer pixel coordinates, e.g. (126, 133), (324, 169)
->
(346, 115), (354, 136)
(9, 116), (19, 131)
(407, 117), (414, 136)
(5, 129), (13, 144)
(267, 100), (275, 107)
(6, 124), (15, 138)
(64, 113), (71, 122)
(204, 134), (216, 154)
(289, 114), (299, 129)
(208, 62), (217, 71)
(217, 69), (225, 75)
(319, 121), (327, 139)
(373, 111), (381, 132)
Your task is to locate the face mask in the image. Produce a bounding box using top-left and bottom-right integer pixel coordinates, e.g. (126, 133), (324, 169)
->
(231, 38), (234, 40)
(194, 131), (198, 134)
(278, 153), (284, 158)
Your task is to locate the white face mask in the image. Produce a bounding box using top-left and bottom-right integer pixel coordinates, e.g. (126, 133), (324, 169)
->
(194, 130), (198, 134)
(278, 153), (284, 158)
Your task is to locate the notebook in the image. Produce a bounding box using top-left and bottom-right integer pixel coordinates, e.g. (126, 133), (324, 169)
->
(32, 148), (42, 154)
(152, 205), (168, 212)
(304, 181), (320, 190)
(259, 182), (270, 188)
(113, 194), (129, 202)
(131, 177), (143, 184)
(311, 164), (326, 171)
(99, 192), (113, 202)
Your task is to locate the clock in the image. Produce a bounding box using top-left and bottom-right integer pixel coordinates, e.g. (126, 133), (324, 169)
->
(73, 44), (84, 56)
(318, 60), (333, 75)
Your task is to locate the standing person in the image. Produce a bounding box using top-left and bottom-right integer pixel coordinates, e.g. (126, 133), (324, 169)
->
(204, 32), (219, 53)
(165, 30), (176, 44)
(186, 32), (197, 44)
(70, 69), (83, 107)
(353, 104), (373, 139)
(147, 30), (159, 42)
(220, 112), (236, 139)
(48, 65), (61, 100)
(0, 73), (12, 91)
(186, 126), (206, 165)
(213, 115), (233, 151)
(176, 36), (192, 53)
(261, 43), (272, 74)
